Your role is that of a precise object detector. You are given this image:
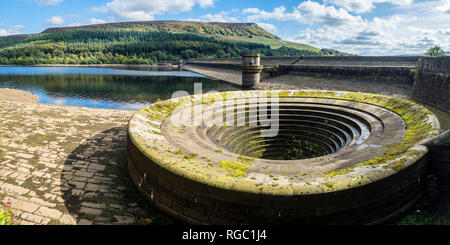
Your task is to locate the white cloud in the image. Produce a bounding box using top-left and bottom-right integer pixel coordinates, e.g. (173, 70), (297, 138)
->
(0, 25), (25, 36)
(245, 1), (362, 27)
(242, 8), (260, 14)
(196, 0), (214, 8)
(257, 22), (277, 33)
(436, 0), (450, 14)
(239, 1), (449, 55)
(297, 0), (363, 26)
(93, 0), (216, 21)
(67, 22), (82, 27)
(185, 18), (202, 22)
(89, 18), (107, 24)
(324, 0), (375, 13)
(201, 11), (238, 22)
(34, 0), (63, 6)
(246, 6), (299, 22)
(290, 1), (450, 55)
(325, 0), (413, 13)
(8, 25), (25, 32)
(45, 15), (65, 26)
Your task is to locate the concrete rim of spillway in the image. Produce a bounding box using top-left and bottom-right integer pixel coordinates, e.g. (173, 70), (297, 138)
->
(127, 90), (440, 224)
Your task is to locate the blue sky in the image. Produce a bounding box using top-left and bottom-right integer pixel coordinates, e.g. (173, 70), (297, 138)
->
(1, 0), (449, 55)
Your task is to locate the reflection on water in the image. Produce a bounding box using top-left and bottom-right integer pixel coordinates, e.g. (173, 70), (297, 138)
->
(0, 66), (238, 110)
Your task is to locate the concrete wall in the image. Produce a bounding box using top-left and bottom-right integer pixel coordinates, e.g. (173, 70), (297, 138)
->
(412, 57), (450, 113)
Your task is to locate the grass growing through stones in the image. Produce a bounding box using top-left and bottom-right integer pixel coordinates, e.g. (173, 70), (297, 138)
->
(0, 203), (20, 225)
(24, 133), (59, 147)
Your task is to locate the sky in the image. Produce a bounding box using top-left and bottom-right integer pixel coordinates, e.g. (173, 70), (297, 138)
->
(0, 0), (449, 55)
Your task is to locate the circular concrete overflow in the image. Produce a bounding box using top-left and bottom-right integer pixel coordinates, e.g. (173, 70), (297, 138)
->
(127, 90), (440, 224)
(206, 98), (373, 160)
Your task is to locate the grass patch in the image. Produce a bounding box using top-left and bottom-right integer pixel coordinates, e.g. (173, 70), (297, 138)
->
(218, 161), (251, 177)
(397, 214), (433, 225)
(23, 133), (58, 147)
(296, 76), (314, 82)
(0, 203), (20, 225)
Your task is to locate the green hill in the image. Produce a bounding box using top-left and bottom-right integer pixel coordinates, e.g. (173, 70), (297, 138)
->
(0, 21), (348, 65)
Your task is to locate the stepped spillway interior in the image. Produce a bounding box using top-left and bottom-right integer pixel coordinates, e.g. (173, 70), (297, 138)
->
(127, 90), (440, 224)
(205, 99), (374, 160)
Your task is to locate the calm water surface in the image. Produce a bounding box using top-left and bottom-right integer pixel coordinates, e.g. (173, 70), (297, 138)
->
(0, 66), (239, 110)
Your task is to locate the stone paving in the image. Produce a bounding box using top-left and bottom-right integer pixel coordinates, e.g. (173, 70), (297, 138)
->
(0, 89), (172, 225)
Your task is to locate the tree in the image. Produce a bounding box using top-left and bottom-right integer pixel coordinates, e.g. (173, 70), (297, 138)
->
(425, 45), (446, 57)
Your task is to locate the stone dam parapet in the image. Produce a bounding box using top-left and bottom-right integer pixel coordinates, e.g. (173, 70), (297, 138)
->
(412, 56), (450, 113)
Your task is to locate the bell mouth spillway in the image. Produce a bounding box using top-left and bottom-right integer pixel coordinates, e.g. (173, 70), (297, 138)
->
(127, 90), (440, 224)
(205, 99), (373, 161)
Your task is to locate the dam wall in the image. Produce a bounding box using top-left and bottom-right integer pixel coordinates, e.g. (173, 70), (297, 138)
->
(278, 56), (418, 81)
(274, 64), (414, 82)
(187, 56), (419, 84)
(186, 60), (241, 70)
(412, 56), (450, 113)
(188, 56), (419, 66)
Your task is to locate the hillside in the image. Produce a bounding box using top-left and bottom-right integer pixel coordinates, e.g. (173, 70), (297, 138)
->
(0, 21), (348, 65)
(40, 21), (318, 52)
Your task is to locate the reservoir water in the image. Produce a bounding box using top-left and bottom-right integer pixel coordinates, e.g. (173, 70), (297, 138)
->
(0, 66), (238, 110)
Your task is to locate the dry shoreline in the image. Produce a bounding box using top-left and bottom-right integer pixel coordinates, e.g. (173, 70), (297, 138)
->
(0, 88), (39, 104)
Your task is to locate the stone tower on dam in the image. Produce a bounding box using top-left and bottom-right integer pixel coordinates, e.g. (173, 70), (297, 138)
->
(241, 54), (264, 87)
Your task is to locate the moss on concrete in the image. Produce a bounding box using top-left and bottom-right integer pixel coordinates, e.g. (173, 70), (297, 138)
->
(218, 161), (251, 177)
(129, 89), (439, 195)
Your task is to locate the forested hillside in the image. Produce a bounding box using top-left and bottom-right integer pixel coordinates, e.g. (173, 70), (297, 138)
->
(0, 21), (352, 65)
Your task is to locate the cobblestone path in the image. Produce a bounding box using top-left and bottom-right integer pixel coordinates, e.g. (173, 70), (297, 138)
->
(0, 90), (172, 225)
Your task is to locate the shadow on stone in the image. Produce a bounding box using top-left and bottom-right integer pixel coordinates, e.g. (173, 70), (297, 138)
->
(61, 126), (174, 225)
